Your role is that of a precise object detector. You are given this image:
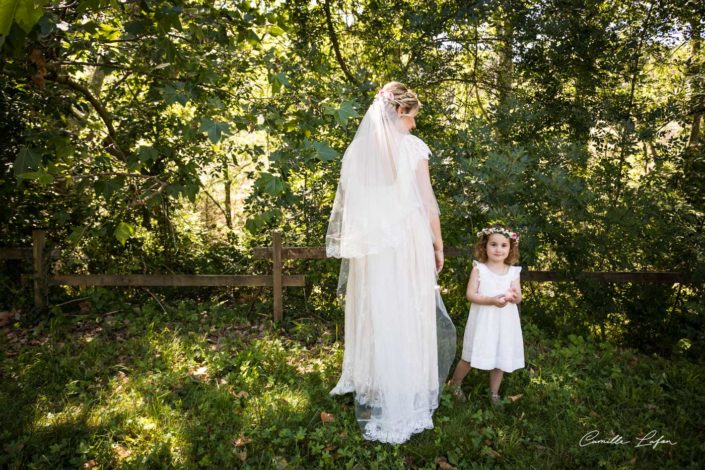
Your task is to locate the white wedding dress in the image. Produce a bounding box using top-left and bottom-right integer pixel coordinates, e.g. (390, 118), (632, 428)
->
(326, 96), (456, 444)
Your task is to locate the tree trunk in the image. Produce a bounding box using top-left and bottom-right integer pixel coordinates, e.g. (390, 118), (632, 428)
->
(495, 3), (514, 143)
(223, 163), (233, 229)
(687, 19), (703, 148)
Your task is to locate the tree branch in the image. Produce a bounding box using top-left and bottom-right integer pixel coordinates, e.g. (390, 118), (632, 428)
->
(614, 1), (656, 201)
(49, 75), (127, 160)
(203, 189), (229, 221)
(54, 60), (132, 70)
(323, 0), (359, 86)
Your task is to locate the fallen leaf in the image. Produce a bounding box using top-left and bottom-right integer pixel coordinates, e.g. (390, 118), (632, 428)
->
(508, 394), (523, 402)
(233, 435), (252, 447)
(320, 411), (335, 423)
(191, 366), (209, 380)
(83, 460), (98, 469)
(237, 450), (247, 461)
(114, 445), (131, 459)
(435, 456), (455, 470)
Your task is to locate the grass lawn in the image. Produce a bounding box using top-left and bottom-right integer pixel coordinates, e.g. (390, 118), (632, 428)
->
(1, 293), (704, 469)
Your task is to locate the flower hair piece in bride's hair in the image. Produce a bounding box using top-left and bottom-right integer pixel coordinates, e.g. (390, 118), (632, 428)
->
(376, 82), (422, 117)
(477, 226), (520, 244)
(378, 89), (395, 101)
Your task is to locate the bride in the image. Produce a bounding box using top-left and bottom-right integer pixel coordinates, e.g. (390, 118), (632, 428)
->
(326, 81), (456, 444)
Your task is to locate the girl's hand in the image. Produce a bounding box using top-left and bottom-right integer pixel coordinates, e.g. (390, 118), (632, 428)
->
(434, 249), (444, 273)
(492, 295), (508, 308)
(504, 289), (519, 303)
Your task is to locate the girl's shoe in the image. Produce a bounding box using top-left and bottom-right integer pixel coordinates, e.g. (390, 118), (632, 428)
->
(490, 392), (500, 404)
(446, 382), (466, 402)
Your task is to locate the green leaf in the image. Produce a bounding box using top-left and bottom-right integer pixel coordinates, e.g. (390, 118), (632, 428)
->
(17, 170), (53, 184)
(269, 149), (285, 162)
(161, 82), (190, 106)
(114, 222), (135, 246)
(268, 24), (285, 36)
(244, 28), (259, 46)
(35, 169), (54, 185)
(94, 177), (124, 200)
(123, 20), (147, 36)
(51, 137), (74, 159)
(199, 118), (229, 144)
(244, 209), (280, 234)
(336, 100), (358, 126)
(275, 72), (290, 88)
(67, 226), (86, 245)
(0, 0), (21, 36)
(270, 75), (281, 94)
(255, 173), (284, 196)
(137, 146), (159, 163)
(269, 73), (290, 94)
(312, 141), (338, 161)
(8, 0), (45, 34)
(13, 146), (41, 176)
(183, 182), (199, 203)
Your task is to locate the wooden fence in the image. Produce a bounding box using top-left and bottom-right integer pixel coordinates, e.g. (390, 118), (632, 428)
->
(0, 230), (697, 321)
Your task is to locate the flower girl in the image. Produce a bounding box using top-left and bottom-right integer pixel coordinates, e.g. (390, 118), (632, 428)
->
(448, 224), (524, 403)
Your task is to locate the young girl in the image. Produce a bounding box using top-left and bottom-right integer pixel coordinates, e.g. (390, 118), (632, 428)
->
(448, 224), (525, 403)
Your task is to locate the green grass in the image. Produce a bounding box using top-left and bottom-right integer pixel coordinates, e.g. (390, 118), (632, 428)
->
(1, 293), (703, 469)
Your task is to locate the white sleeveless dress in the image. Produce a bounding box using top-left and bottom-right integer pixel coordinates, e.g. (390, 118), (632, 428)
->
(461, 261), (525, 372)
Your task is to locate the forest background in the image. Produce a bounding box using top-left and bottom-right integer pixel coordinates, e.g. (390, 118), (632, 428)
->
(1, 0), (704, 468)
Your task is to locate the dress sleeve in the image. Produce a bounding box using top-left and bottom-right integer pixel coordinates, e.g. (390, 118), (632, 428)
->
(512, 266), (522, 280)
(411, 136), (432, 161)
(472, 260), (482, 279)
(413, 137), (440, 217)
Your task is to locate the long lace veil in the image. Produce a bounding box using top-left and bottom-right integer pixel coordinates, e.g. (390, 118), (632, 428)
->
(326, 93), (415, 260)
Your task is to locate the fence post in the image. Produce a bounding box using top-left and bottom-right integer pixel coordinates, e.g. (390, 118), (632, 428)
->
(33, 230), (47, 309)
(272, 231), (283, 322)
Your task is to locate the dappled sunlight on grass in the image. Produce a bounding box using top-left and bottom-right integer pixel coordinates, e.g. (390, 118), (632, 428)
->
(35, 403), (88, 429)
(242, 386), (313, 427)
(2, 297), (704, 468)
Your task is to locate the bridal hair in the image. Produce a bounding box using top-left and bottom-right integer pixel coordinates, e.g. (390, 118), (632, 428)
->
(473, 224), (520, 265)
(381, 81), (422, 116)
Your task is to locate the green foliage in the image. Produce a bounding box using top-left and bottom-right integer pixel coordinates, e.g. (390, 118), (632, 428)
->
(113, 221), (134, 246)
(1, 296), (703, 468)
(1, 0), (704, 357)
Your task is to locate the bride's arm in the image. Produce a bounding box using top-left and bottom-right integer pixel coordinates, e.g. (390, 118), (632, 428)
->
(416, 158), (443, 271)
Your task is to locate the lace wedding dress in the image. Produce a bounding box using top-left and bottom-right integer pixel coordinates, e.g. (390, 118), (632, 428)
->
(326, 95), (456, 444)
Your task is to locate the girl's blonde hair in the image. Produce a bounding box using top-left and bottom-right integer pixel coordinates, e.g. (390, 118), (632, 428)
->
(382, 81), (422, 116)
(473, 224), (520, 265)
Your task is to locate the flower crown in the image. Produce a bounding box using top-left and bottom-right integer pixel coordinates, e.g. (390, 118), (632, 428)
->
(477, 226), (520, 243)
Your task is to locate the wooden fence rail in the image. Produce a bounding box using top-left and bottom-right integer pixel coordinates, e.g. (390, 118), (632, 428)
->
(0, 230), (699, 321)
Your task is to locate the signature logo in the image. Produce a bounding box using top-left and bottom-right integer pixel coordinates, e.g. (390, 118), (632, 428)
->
(579, 430), (677, 450)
